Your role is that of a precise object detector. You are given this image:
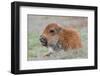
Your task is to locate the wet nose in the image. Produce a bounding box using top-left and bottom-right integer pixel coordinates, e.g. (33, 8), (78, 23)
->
(40, 35), (47, 43)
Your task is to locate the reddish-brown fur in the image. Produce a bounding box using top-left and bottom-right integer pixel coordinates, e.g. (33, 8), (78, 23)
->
(58, 27), (82, 50)
(42, 23), (82, 50)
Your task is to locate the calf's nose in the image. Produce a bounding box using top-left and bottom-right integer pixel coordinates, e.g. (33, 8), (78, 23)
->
(40, 35), (47, 43)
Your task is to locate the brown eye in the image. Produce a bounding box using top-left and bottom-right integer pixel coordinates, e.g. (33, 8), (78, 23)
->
(49, 30), (55, 33)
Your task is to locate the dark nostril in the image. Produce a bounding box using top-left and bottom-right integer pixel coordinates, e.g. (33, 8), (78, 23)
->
(40, 36), (47, 42)
(40, 38), (43, 42)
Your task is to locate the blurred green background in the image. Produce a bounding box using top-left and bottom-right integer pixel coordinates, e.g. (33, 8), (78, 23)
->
(27, 15), (88, 61)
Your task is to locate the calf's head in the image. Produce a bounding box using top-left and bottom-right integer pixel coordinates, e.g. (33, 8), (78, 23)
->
(40, 23), (62, 47)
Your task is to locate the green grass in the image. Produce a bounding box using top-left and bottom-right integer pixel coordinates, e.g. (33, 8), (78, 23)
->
(27, 32), (48, 60)
(27, 28), (88, 61)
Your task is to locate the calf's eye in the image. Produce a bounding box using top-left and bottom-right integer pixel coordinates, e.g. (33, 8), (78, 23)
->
(49, 30), (55, 33)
